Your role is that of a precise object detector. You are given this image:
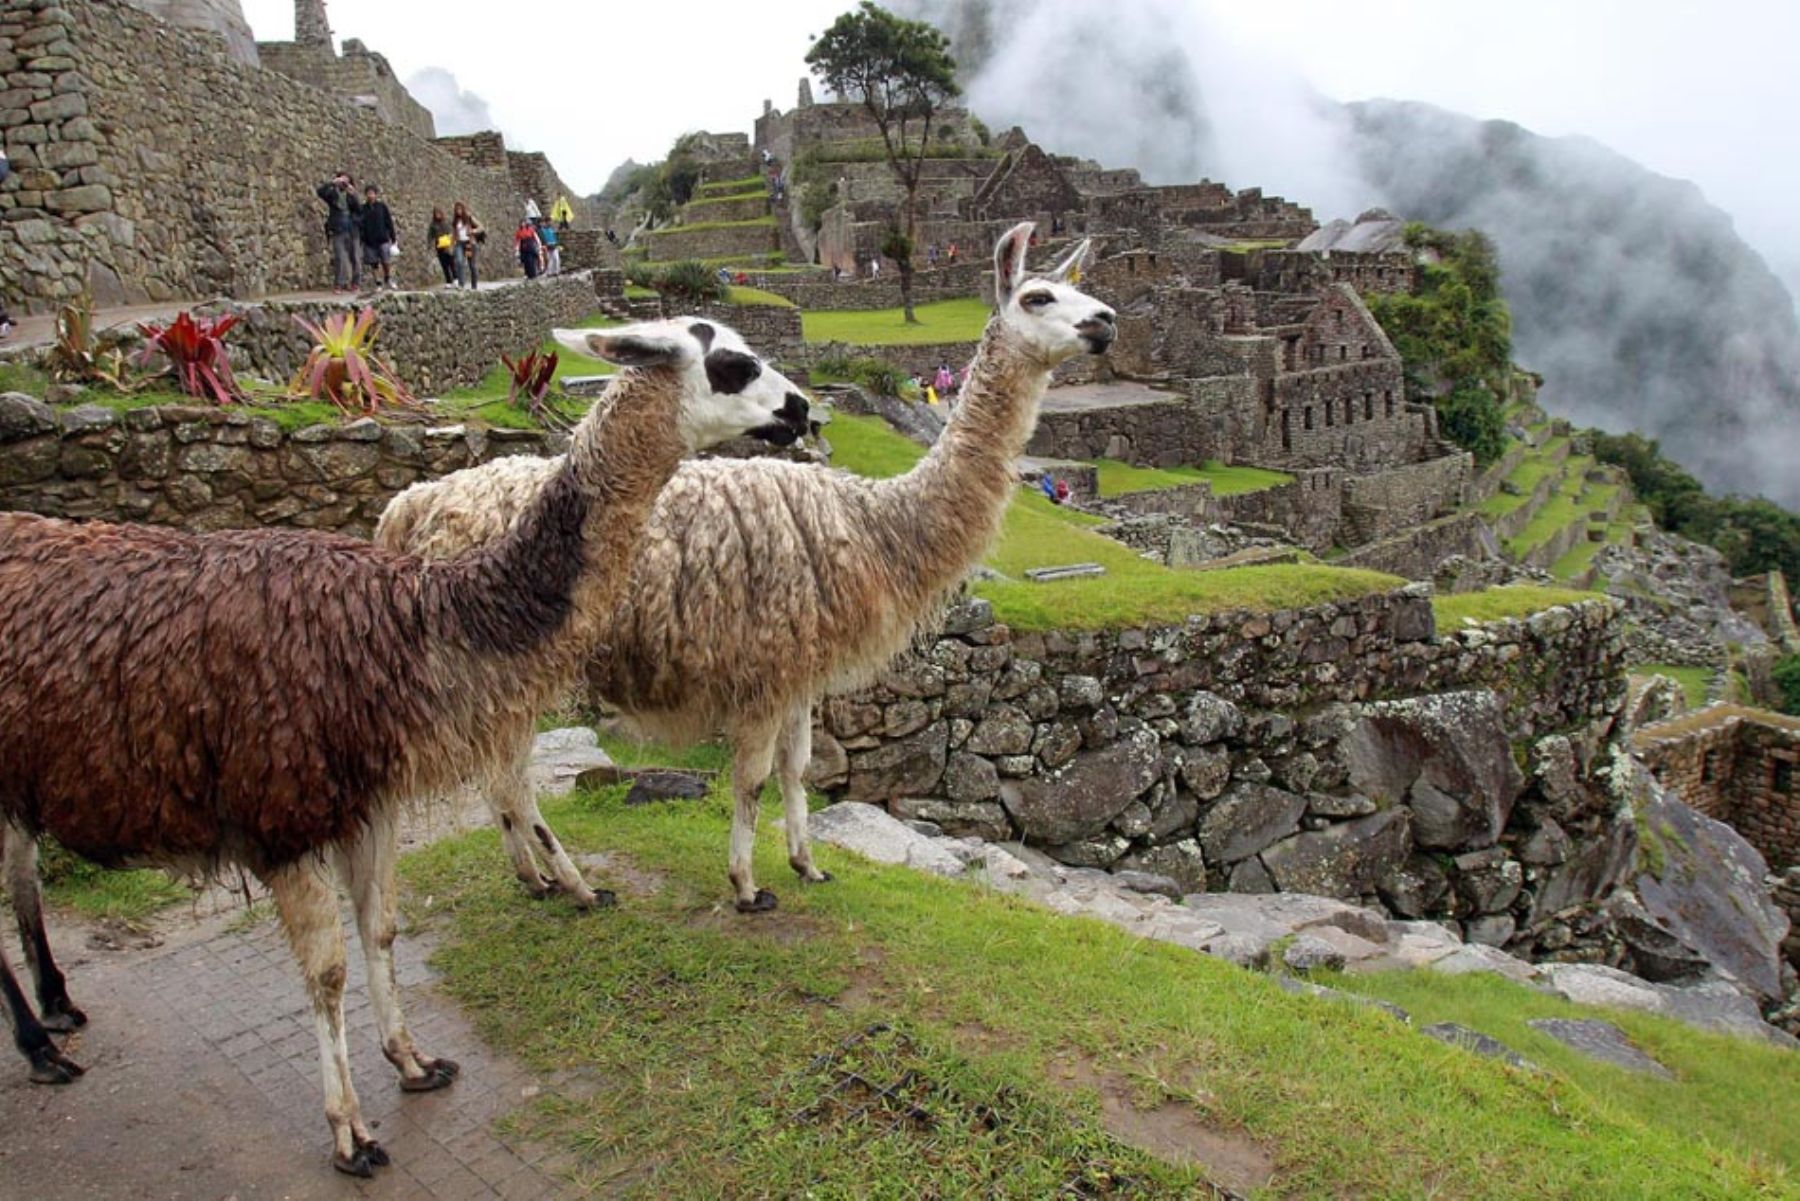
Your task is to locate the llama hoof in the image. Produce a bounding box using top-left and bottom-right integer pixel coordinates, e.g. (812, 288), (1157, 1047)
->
(575, 888), (618, 910)
(333, 1141), (390, 1177)
(802, 869), (834, 885)
(400, 1057), (460, 1092)
(27, 1045), (84, 1085)
(735, 889), (779, 914)
(40, 998), (88, 1032)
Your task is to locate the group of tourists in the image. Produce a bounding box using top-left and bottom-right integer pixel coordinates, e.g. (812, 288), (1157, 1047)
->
(899, 361), (963, 408)
(317, 174), (574, 292)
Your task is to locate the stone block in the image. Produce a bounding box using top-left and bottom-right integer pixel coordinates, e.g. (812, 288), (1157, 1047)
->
(999, 728), (1160, 844)
(1198, 782), (1306, 864)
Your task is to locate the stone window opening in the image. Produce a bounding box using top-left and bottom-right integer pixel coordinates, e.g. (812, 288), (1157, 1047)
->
(1775, 759), (1794, 794)
(1344, 398), (1354, 425)
(1384, 390), (1395, 417)
(1304, 406), (1314, 431)
(1325, 402), (1334, 428)
(1339, 345), (1349, 362)
(1364, 392), (1375, 420)
(1281, 408), (1292, 451)
(1334, 308), (1346, 331)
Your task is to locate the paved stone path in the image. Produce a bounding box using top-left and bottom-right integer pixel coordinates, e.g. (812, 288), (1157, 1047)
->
(0, 780), (594, 1199)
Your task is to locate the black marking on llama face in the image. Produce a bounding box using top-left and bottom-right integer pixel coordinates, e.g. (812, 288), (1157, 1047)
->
(704, 349), (762, 395)
(749, 392), (810, 446)
(688, 322), (716, 352)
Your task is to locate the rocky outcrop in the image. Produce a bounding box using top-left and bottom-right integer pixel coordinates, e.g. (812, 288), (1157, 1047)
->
(1341, 692), (1524, 850)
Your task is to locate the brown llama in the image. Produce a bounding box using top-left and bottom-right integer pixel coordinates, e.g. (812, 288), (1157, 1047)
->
(376, 224), (1115, 911)
(0, 317), (810, 1177)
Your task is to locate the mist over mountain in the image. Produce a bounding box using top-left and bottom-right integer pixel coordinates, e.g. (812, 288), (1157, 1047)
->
(900, 0), (1800, 508)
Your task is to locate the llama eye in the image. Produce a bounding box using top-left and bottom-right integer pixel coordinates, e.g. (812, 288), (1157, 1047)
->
(1021, 292), (1053, 307)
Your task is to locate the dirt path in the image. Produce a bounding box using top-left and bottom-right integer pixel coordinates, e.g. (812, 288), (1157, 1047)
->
(0, 792), (586, 1199)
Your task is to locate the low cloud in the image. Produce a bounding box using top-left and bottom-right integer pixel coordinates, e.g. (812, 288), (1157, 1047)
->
(406, 67), (498, 137)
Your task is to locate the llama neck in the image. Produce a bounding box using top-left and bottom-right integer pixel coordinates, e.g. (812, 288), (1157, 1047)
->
(434, 369), (687, 667)
(868, 319), (1053, 594)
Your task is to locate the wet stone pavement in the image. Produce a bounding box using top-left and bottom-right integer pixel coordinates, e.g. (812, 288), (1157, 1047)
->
(0, 908), (583, 1199)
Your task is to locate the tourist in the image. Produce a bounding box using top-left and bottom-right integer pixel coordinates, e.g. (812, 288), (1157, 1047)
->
(524, 196), (541, 222)
(933, 361), (955, 398)
(360, 184), (397, 291)
(452, 201), (484, 288)
(946, 242), (959, 264)
(428, 207), (457, 286)
(717, 266), (733, 286)
(551, 194), (574, 231)
(869, 256), (881, 279)
(927, 243), (939, 266)
(515, 218), (543, 279)
(605, 227), (619, 246)
(0, 145), (9, 186)
(538, 219), (562, 276)
(315, 172), (363, 292)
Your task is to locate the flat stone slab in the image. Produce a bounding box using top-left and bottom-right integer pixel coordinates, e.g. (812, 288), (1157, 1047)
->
(806, 802), (968, 878)
(1421, 1022), (1538, 1071)
(1526, 1018), (1674, 1078)
(1540, 963), (1799, 1048)
(529, 726), (615, 797)
(1038, 381), (1187, 413)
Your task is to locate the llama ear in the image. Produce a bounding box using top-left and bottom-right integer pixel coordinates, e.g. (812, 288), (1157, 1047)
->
(554, 326), (686, 367)
(1050, 238), (1095, 284)
(994, 221), (1034, 305)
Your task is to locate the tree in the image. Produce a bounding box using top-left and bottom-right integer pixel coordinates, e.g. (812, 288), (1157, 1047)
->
(807, 2), (959, 323)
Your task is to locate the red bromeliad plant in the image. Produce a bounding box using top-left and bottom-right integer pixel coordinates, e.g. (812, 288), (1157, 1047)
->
(289, 308), (415, 414)
(501, 348), (565, 426)
(137, 311), (243, 405)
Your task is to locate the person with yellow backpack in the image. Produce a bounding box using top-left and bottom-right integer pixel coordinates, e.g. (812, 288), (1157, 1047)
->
(427, 207), (457, 286)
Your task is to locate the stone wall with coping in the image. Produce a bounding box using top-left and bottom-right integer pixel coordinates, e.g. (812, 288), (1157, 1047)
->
(1026, 393), (1213, 469)
(798, 339), (982, 384)
(0, 392), (559, 538)
(205, 272), (602, 395)
(813, 592), (1625, 945)
(1635, 708), (1800, 873)
(742, 262), (991, 311)
(1339, 511), (1494, 580)
(1340, 451), (1471, 542)
(0, 0), (574, 311)
(641, 221), (780, 263)
(1212, 470), (1342, 552)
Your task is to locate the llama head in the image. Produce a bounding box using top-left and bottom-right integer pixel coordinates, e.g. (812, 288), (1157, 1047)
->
(552, 319), (810, 449)
(992, 223), (1115, 364)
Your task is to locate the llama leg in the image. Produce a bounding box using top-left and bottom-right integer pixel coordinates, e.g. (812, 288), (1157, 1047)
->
(729, 725), (779, 913)
(490, 751), (611, 909)
(3, 824), (86, 1031)
(775, 703), (831, 884)
(340, 814), (459, 1094)
(0, 831), (83, 1085)
(264, 855), (387, 1177)
(484, 754), (557, 899)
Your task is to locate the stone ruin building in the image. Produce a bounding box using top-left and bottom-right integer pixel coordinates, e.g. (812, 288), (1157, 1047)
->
(0, 0), (598, 311)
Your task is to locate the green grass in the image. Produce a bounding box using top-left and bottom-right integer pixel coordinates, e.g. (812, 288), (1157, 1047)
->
(0, 360), (50, 394)
(683, 191), (768, 212)
(694, 175), (766, 197)
(802, 297), (990, 346)
(40, 841), (191, 922)
(623, 284), (660, 299)
(647, 216), (776, 237)
(1505, 457), (1594, 557)
(1432, 585), (1601, 627)
(397, 785), (1794, 1198)
(1632, 663), (1714, 709)
(1095, 458), (1292, 499)
(723, 285), (796, 308)
(1477, 448), (1564, 517)
(827, 414), (1399, 631)
(1550, 533), (1605, 582)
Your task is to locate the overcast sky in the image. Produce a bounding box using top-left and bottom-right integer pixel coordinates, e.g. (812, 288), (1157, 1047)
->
(239, 1), (1800, 289)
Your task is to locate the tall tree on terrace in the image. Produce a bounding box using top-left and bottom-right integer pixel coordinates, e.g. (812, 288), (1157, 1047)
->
(807, 1), (959, 323)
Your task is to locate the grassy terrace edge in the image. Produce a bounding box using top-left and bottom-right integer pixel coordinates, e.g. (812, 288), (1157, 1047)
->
(396, 785), (1795, 1198)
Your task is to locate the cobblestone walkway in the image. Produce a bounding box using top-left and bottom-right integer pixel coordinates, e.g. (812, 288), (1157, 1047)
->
(0, 908), (579, 1199)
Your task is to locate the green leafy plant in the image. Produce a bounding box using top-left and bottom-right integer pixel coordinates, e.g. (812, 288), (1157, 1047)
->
(501, 348), (567, 428)
(44, 291), (145, 391)
(288, 308), (414, 415)
(653, 259), (727, 304)
(136, 311), (243, 405)
(815, 353), (904, 397)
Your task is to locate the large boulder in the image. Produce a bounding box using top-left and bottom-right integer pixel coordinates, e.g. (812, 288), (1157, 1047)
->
(1341, 691), (1524, 851)
(844, 721), (949, 803)
(1611, 757), (1790, 1002)
(1197, 783), (1307, 864)
(998, 728), (1160, 844)
(1260, 808), (1413, 899)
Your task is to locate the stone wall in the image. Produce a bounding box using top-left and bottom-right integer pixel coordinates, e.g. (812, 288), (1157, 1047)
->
(1340, 451), (1471, 542)
(207, 272), (602, 394)
(744, 262), (990, 311)
(256, 36), (435, 141)
(814, 593), (1624, 938)
(1339, 511), (1495, 580)
(641, 220), (780, 263)
(1212, 470), (1342, 553)
(1636, 708), (1800, 873)
(799, 338), (982, 384)
(0, 0), (577, 311)
(1027, 391), (1213, 468)
(0, 392), (559, 538)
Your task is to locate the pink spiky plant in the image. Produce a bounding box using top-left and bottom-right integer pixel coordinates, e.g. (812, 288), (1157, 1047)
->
(137, 311), (243, 405)
(289, 308), (415, 415)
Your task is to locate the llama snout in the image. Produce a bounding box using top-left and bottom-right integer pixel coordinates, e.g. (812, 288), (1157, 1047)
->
(1077, 309), (1116, 353)
(750, 393), (811, 446)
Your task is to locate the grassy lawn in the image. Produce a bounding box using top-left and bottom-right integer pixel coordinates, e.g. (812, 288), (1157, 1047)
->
(803, 297), (991, 346)
(40, 841), (191, 922)
(397, 784), (1794, 1198)
(828, 413), (1400, 631)
(1095, 458), (1293, 499)
(723, 285), (796, 308)
(1550, 533), (1605, 582)
(1432, 585), (1601, 627)
(1631, 663), (1714, 709)
(647, 216), (776, 237)
(694, 175), (766, 197)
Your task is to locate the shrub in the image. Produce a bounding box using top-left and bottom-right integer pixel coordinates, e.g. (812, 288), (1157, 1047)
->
(289, 308), (414, 415)
(815, 353), (904, 397)
(1772, 655), (1800, 716)
(653, 260), (726, 304)
(136, 311), (243, 405)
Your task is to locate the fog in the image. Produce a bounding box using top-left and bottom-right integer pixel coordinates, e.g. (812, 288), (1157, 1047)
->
(899, 0), (1800, 506)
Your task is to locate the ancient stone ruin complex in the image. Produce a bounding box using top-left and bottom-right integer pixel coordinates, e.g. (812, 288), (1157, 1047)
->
(0, 0), (593, 310)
